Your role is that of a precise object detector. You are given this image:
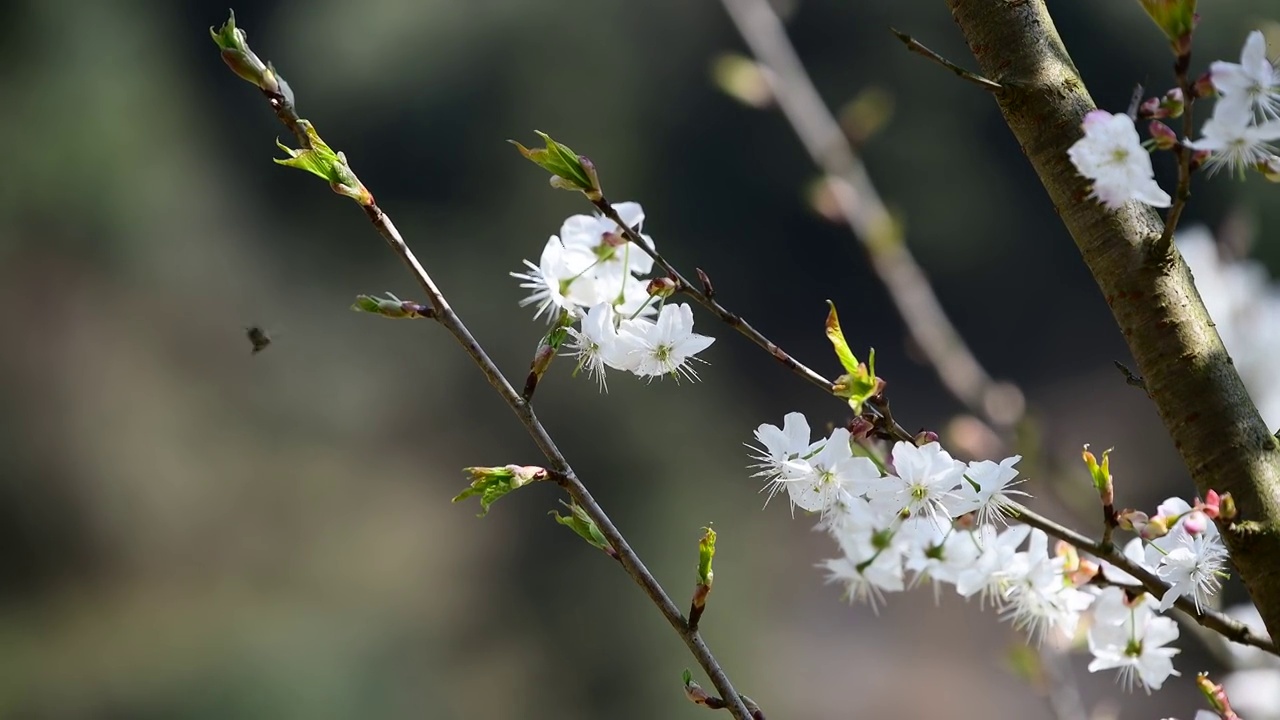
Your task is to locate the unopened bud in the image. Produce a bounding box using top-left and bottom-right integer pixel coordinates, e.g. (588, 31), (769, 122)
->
(647, 276), (678, 299)
(1056, 540), (1080, 572)
(209, 12), (270, 88)
(1258, 154), (1280, 182)
(1189, 148), (1212, 172)
(1161, 87), (1185, 117)
(1117, 509), (1149, 532)
(1199, 489), (1221, 519)
(914, 430), (939, 447)
(1183, 509), (1210, 535)
(1196, 672), (1235, 717)
(1082, 445), (1114, 507)
(1140, 514), (1170, 540)
(1193, 71), (1216, 99)
(846, 416), (874, 439)
(1149, 120), (1178, 149)
(683, 669), (727, 709)
(1136, 0), (1198, 54)
(453, 464), (549, 516)
(1058, 540), (1099, 587)
(1140, 96), (1164, 118)
(1219, 492), (1237, 521)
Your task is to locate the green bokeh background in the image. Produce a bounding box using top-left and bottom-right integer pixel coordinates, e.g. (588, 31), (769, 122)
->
(2, 0), (1278, 717)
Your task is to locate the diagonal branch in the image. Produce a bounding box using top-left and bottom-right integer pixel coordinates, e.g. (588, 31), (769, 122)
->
(719, 0), (1022, 433)
(210, 17), (754, 720)
(1010, 501), (1279, 656)
(589, 198), (836, 395)
(946, 0), (1280, 643)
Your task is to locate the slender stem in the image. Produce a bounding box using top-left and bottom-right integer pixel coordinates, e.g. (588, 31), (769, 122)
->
(215, 29), (753, 720)
(1154, 52), (1197, 256)
(719, 0), (1020, 432)
(1008, 501), (1279, 656)
(592, 198), (836, 396)
(890, 28), (1003, 91)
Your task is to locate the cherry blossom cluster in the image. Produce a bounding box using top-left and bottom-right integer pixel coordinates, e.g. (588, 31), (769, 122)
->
(1068, 30), (1280, 209)
(511, 202), (714, 388)
(748, 413), (1234, 693)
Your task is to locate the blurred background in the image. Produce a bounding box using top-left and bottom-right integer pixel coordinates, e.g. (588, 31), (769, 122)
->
(3, 0), (1280, 717)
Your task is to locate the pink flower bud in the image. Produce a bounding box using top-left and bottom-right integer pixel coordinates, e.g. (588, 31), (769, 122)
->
(1140, 514), (1170, 540)
(647, 276), (678, 298)
(1183, 510), (1210, 535)
(1117, 509), (1148, 532)
(1199, 489), (1221, 519)
(1140, 96), (1165, 118)
(846, 416), (874, 439)
(1189, 149), (1212, 172)
(914, 430), (939, 447)
(1193, 71), (1216, 99)
(1149, 121), (1178, 150)
(1219, 492), (1237, 521)
(1161, 87), (1185, 118)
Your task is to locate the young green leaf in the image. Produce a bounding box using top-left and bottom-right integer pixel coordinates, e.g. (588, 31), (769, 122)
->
(510, 131), (602, 199)
(453, 465), (548, 517)
(550, 500), (615, 556)
(824, 300), (860, 375)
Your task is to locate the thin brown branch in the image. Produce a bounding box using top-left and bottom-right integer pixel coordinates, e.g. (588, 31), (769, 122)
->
(1154, 52), (1197, 256)
(890, 28), (1003, 91)
(591, 198), (837, 397)
(1008, 501), (1279, 656)
(212, 20), (754, 720)
(719, 0), (1021, 434)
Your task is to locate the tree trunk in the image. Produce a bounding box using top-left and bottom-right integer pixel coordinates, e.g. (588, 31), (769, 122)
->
(945, 0), (1280, 639)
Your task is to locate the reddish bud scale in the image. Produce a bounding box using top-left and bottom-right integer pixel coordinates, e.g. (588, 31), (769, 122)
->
(1146, 121), (1172, 149)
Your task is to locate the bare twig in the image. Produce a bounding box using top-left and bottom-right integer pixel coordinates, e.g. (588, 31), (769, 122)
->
(719, 0), (1022, 433)
(890, 28), (1003, 91)
(1112, 360), (1148, 393)
(211, 17), (754, 720)
(591, 198), (837, 397)
(1154, 52), (1198, 256)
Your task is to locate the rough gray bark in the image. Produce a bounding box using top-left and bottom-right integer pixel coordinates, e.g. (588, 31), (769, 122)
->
(946, 0), (1280, 639)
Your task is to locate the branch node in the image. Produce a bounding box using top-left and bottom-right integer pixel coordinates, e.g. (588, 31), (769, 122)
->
(1113, 360), (1149, 394)
(890, 27), (1003, 92)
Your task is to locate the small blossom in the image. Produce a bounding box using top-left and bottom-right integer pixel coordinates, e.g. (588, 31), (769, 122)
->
(904, 527), (982, 603)
(511, 236), (597, 322)
(1153, 525), (1230, 612)
(615, 303), (715, 381)
(1087, 591), (1181, 692)
(564, 303), (631, 391)
(1000, 529), (1095, 644)
(559, 201), (656, 278)
(782, 428), (881, 516)
(1187, 101), (1280, 177)
(955, 524), (1031, 605)
(821, 542), (905, 615)
(748, 412), (820, 506)
(1210, 30), (1280, 121)
(953, 454), (1029, 525)
(1067, 110), (1172, 209)
(867, 442), (968, 531)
